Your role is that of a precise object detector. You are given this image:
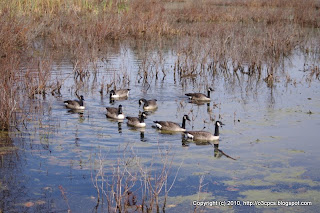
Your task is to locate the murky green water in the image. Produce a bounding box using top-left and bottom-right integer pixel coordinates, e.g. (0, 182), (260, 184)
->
(1, 42), (320, 212)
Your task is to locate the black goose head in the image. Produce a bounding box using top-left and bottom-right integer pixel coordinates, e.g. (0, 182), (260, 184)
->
(110, 90), (116, 98)
(183, 115), (191, 121)
(139, 111), (147, 122)
(78, 95), (85, 106)
(141, 111), (147, 118)
(207, 87), (214, 98)
(214, 121), (224, 136)
(182, 115), (191, 129)
(139, 98), (147, 106)
(216, 121), (224, 127)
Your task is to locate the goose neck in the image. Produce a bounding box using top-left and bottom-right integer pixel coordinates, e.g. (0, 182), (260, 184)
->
(207, 90), (211, 98)
(182, 117), (186, 129)
(139, 114), (145, 123)
(214, 123), (219, 136)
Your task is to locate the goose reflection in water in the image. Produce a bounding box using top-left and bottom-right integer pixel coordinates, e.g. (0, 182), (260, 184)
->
(67, 109), (85, 122)
(118, 122), (122, 134)
(127, 127), (147, 142)
(181, 139), (236, 161)
(105, 113), (124, 134)
(213, 144), (236, 160)
(186, 102), (214, 118)
(109, 96), (128, 105)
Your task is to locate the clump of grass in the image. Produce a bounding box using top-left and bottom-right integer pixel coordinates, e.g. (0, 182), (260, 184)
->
(92, 145), (180, 212)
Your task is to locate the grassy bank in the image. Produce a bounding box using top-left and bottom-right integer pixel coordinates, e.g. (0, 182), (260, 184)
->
(0, 0), (319, 129)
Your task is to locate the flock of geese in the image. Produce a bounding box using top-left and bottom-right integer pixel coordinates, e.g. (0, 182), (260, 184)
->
(64, 88), (224, 142)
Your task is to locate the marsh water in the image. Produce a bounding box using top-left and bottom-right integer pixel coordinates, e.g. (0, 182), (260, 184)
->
(1, 40), (320, 213)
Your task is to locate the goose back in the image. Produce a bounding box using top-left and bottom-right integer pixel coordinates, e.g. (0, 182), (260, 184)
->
(64, 95), (85, 110)
(126, 112), (147, 128)
(184, 131), (218, 141)
(139, 99), (158, 111)
(185, 88), (213, 101)
(184, 120), (223, 141)
(110, 89), (131, 98)
(153, 115), (190, 132)
(106, 105), (124, 120)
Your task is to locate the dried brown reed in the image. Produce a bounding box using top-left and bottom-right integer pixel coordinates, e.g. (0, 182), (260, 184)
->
(92, 145), (180, 212)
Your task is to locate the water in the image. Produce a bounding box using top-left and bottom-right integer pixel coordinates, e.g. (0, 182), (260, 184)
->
(1, 42), (320, 212)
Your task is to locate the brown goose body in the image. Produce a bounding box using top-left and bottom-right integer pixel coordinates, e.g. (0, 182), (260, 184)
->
(139, 99), (158, 111)
(184, 121), (224, 142)
(153, 115), (190, 132)
(185, 87), (214, 101)
(64, 95), (85, 110)
(110, 89), (131, 99)
(106, 105), (125, 120)
(126, 112), (147, 128)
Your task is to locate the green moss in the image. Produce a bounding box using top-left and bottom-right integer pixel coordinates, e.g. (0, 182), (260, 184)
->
(223, 179), (273, 187)
(264, 169), (318, 187)
(285, 149), (305, 154)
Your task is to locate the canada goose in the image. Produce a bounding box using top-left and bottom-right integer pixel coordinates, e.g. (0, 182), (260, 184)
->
(185, 87), (214, 101)
(64, 95), (85, 110)
(106, 105), (125, 120)
(126, 112), (147, 128)
(110, 89), (131, 99)
(184, 121), (224, 141)
(153, 115), (190, 132)
(139, 99), (158, 111)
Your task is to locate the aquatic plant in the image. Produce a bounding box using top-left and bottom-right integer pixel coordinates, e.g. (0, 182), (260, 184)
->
(92, 145), (180, 212)
(0, 0), (319, 137)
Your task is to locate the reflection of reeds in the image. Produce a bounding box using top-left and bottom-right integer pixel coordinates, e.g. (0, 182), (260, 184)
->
(307, 65), (320, 81)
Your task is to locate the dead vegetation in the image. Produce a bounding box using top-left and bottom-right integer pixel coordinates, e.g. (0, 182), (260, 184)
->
(0, 0), (319, 129)
(92, 145), (180, 212)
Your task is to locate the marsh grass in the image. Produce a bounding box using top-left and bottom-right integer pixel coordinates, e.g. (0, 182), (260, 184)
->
(92, 144), (179, 212)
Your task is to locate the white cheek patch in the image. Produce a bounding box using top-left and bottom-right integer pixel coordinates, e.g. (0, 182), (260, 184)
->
(156, 123), (162, 129)
(186, 133), (194, 139)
